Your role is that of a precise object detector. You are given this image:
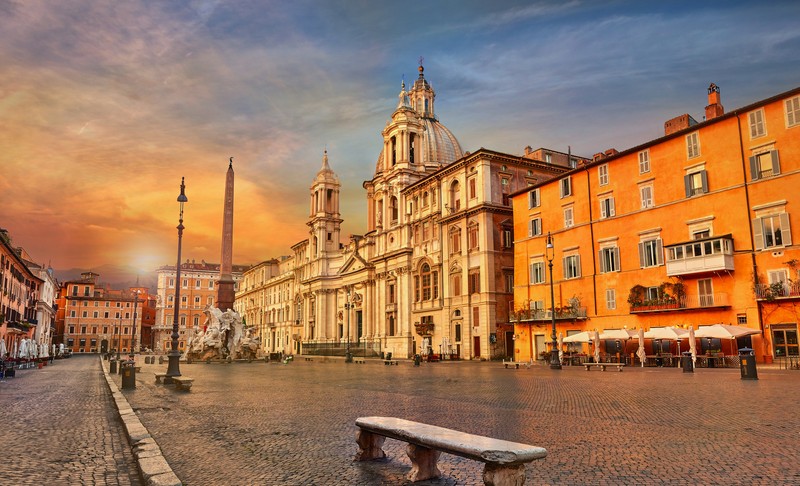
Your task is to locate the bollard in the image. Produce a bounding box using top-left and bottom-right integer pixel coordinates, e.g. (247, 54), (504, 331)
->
(682, 351), (693, 373)
(121, 361), (136, 389)
(414, 354), (421, 366)
(109, 359), (117, 374)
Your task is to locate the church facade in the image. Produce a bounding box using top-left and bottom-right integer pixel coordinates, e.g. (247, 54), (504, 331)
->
(235, 65), (576, 359)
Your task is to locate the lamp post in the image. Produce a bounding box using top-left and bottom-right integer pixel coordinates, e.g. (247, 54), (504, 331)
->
(130, 290), (139, 357)
(546, 232), (562, 370)
(116, 312), (122, 361)
(344, 287), (353, 363)
(166, 177), (188, 381)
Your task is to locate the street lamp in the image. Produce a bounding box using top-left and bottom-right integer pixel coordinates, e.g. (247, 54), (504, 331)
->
(130, 290), (139, 357)
(546, 232), (562, 370)
(116, 312), (122, 361)
(344, 287), (353, 363)
(166, 177), (188, 381)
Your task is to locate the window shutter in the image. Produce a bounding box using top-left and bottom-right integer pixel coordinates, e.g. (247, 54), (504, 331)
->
(562, 256), (568, 279)
(771, 150), (781, 176)
(779, 213), (792, 246)
(529, 263), (535, 283)
(749, 155), (759, 181)
(753, 218), (764, 251)
(599, 250), (606, 273)
(609, 197), (616, 217)
(684, 175), (692, 197)
(575, 255), (581, 277)
(656, 239), (664, 265)
(613, 247), (620, 272)
(638, 242), (645, 268)
(700, 170), (709, 193)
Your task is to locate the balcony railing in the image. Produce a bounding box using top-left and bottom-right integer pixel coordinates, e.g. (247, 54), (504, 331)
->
(513, 307), (588, 322)
(754, 282), (800, 300)
(630, 293), (730, 313)
(665, 235), (734, 277)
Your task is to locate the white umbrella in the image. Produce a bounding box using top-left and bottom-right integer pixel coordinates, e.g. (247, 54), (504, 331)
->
(689, 326), (697, 368)
(593, 330), (601, 364)
(598, 329), (636, 340)
(644, 327), (690, 340)
(12, 340), (18, 359)
(557, 332), (564, 363)
(0, 339), (6, 359)
(563, 331), (594, 343)
(636, 328), (646, 367)
(694, 324), (761, 339)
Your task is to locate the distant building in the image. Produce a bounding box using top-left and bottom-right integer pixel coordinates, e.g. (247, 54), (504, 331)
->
(511, 84), (800, 363)
(236, 64), (575, 359)
(0, 229), (46, 355)
(55, 272), (154, 354)
(154, 260), (246, 353)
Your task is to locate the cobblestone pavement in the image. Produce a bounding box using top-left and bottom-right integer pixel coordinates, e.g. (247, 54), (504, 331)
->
(0, 356), (142, 485)
(109, 358), (800, 486)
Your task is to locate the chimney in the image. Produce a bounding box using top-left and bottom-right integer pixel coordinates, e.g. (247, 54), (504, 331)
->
(664, 113), (699, 136)
(705, 83), (724, 121)
(524, 145), (532, 156)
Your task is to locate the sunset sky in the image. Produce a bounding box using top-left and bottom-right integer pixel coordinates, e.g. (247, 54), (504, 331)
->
(1, 1), (799, 276)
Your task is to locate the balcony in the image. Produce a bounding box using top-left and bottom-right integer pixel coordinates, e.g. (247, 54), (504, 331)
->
(755, 281), (800, 301)
(665, 235), (734, 277)
(513, 307), (588, 322)
(630, 293), (730, 313)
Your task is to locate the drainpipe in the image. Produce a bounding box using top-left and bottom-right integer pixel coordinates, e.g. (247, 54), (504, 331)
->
(582, 149), (598, 317)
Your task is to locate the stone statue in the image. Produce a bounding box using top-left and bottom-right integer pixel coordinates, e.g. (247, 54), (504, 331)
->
(183, 305), (260, 361)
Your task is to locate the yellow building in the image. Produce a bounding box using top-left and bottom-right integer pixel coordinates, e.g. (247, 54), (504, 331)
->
(511, 84), (800, 364)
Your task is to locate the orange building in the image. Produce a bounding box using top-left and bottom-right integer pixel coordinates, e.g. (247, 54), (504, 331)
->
(511, 84), (800, 364)
(55, 272), (155, 354)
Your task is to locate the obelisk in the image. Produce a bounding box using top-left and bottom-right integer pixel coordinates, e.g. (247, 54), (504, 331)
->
(216, 157), (235, 311)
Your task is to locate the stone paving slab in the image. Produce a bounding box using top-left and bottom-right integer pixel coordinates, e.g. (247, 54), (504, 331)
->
(113, 358), (800, 485)
(0, 356), (142, 485)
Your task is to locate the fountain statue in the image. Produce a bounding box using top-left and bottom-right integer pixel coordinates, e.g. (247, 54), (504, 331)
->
(184, 305), (261, 361)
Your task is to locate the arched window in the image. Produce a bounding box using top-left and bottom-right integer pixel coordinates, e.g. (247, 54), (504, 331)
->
(421, 263), (432, 300)
(391, 136), (397, 166)
(390, 196), (398, 224)
(450, 180), (461, 211)
(409, 133), (416, 164)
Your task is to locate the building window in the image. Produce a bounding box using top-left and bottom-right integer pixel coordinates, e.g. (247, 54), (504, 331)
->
(194, 296), (201, 308)
(749, 109), (766, 139)
(504, 272), (514, 293)
(168, 278), (174, 288)
(528, 218), (542, 237)
(208, 281), (214, 289)
(638, 239), (664, 268)
(684, 170), (708, 197)
(737, 314), (747, 325)
(455, 323), (462, 342)
(564, 207), (574, 228)
(638, 150), (650, 174)
(563, 255), (581, 279)
(786, 95), (800, 127)
(450, 180), (461, 211)
(749, 151), (780, 180)
(423, 222), (430, 241)
(388, 283), (396, 304)
(640, 185), (654, 209)
(560, 177), (572, 198)
(598, 164), (609, 186)
(390, 196), (398, 224)
(698, 279), (714, 306)
(450, 227), (461, 254)
(468, 269), (480, 294)
(469, 178), (477, 199)
(599, 196), (615, 219)
(686, 132), (700, 159)
(606, 289), (616, 310)
(82, 311), (87, 318)
(502, 229), (513, 248)
(451, 273), (462, 297)
(528, 189), (540, 208)
(599, 247), (620, 273)
(754, 213), (792, 250)
(529, 261), (545, 284)
(195, 279), (201, 289)
(468, 223), (479, 250)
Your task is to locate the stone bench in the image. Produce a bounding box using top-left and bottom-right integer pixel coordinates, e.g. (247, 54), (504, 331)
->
(154, 372), (169, 384)
(172, 376), (194, 391)
(384, 360), (399, 366)
(584, 362), (625, 372)
(355, 416), (546, 485)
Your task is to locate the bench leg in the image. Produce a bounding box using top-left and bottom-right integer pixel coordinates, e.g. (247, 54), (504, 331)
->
(406, 444), (441, 482)
(354, 430), (386, 461)
(483, 463), (525, 486)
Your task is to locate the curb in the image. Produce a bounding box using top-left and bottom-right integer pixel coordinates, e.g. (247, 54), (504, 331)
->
(100, 357), (182, 486)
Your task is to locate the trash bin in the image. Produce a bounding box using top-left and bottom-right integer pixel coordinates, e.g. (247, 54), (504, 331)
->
(414, 354), (421, 366)
(121, 361), (136, 390)
(386, 352), (392, 361)
(380, 352), (385, 360)
(739, 347), (758, 380)
(109, 359), (117, 374)
(345, 352), (353, 363)
(682, 351), (693, 373)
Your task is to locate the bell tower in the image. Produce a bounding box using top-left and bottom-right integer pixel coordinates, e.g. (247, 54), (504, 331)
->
(308, 150), (342, 262)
